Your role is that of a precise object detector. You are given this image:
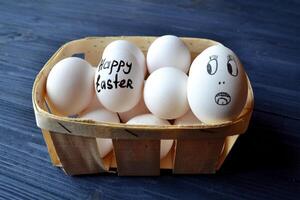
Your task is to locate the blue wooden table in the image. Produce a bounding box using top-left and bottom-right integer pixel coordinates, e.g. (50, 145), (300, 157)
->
(0, 0), (299, 199)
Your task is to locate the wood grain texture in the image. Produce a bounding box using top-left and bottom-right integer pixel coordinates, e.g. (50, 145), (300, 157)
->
(113, 139), (160, 176)
(48, 132), (107, 175)
(0, 0), (299, 199)
(173, 138), (225, 174)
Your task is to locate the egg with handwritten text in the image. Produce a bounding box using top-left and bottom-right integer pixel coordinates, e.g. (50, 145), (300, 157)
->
(95, 49), (144, 112)
(187, 45), (248, 124)
(102, 40), (146, 77)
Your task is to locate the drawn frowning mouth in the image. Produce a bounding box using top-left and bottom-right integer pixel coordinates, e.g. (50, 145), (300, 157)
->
(215, 92), (231, 105)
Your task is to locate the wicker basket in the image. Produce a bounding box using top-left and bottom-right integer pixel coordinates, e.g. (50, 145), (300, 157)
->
(32, 36), (254, 176)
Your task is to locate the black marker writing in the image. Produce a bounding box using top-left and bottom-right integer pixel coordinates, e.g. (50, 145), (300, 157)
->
(95, 73), (134, 93)
(99, 58), (132, 75)
(96, 74), (101, 92)
(123, 62), (132, 74)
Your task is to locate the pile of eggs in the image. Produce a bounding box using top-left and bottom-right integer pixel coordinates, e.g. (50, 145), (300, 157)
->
(46, 35), (248, 159)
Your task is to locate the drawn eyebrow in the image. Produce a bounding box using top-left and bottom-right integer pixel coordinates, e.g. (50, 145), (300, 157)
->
(227, 55), (234, 60)
(209, 55), (218, 60)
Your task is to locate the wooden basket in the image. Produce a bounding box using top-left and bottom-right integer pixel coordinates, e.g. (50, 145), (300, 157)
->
(32, 36), (254, 176)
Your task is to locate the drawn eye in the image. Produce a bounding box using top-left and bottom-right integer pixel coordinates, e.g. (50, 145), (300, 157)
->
(227, 57), (238, 77)
(207, 58), (218, 75)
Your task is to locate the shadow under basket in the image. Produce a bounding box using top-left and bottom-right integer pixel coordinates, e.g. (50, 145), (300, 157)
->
(32, 36), (254, 176)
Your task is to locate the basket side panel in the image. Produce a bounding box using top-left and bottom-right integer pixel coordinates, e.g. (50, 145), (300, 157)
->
(173, 138), (225, 174)
(216, 135), (239, 170)
(49, 132), (107, 175)
(113, 139), (160, 176)
(42, 130), (61, 166)
(160, 144), (174, 169)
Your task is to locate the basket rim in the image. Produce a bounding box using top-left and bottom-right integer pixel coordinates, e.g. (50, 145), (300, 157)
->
(32, 36), (254, 132)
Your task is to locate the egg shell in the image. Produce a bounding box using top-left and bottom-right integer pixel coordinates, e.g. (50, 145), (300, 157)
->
(126, 114), (173, 159)
(80, 68), (103, 114)
(95, 49), (144, 112)
(102, 40), (147, 77)
(144, 67), (189, 119)
(187, 45), (248, 124)
(46, 57), (94, 116)
(146, 35), (191, 73)
(80, 92), (103, 115)
(118, 81), (149, 123)
(174, 110), (202, 125)
(80, 108), (120, 158)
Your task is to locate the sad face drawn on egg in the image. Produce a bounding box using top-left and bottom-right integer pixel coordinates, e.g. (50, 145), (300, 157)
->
(188, 44), (248, 123)
(206, 54), (239, 106)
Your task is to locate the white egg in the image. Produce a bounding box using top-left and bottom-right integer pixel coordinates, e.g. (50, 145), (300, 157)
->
(46, 57), (94, 116)
(102, 40), (147, 77)
(187, 45), (248, 124)
(147, 35), (191, 73)
(144, 67), (189, 119)
(80, 92), (103, 115)
(174, 110), (202, 125)
(78, 67), (103, 114)
(118, 81), (149, 122)
(95, 49), (144, 112)
(126, 114), (173, 159)
(80, 108), (120, 158)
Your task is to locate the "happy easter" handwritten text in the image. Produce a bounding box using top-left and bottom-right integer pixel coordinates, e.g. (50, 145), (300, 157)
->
(95, 58), (134, 93)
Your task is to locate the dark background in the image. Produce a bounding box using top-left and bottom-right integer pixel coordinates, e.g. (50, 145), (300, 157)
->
(0, 0), (299, 199)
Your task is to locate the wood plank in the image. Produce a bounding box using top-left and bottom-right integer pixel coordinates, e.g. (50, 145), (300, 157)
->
(41, 129), (61, 166)
(173, 138), (225, 174)
(216, 135), (239, 170)
(48, 132), (107, 175)
(112, 139), (160, 176)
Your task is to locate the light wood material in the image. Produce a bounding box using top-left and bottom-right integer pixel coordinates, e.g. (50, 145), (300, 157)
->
(216, 135), (239, 170)
(112, 139), (160, 176)
(32, 36), (254, 176)
(48, 132), (108, 175)
(160, 144), (174, 169)
(173, 138), (225, 174)
(41, 129), (61, 166)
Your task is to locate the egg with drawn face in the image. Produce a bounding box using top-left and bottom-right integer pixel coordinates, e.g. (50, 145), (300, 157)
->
(187, 45), (248, 124)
